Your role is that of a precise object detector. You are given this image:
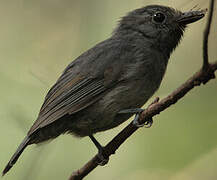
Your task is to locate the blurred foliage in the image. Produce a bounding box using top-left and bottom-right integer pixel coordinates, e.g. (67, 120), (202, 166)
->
(0, 0), (216, 180)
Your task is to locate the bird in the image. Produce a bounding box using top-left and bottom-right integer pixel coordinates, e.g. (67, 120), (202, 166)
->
(2, 4), (205, 176)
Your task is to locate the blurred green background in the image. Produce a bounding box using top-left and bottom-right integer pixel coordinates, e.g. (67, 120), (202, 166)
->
(0, 0), (216, 180)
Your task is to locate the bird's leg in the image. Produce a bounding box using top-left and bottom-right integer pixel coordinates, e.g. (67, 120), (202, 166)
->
(89, 135), (109, 166)
(118, 108), (153, 128)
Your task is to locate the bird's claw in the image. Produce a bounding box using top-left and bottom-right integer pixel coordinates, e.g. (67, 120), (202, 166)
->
(144, 118), (153, 128)
(132, 111), (153, 128)
(97, 150), (109, 166)
(118, 108), (153, 128)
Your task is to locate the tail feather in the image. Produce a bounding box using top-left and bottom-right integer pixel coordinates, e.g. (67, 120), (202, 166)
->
(2, 136), (30, 176)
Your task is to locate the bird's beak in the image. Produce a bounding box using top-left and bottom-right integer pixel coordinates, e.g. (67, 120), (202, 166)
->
(177, 10), (206, 25)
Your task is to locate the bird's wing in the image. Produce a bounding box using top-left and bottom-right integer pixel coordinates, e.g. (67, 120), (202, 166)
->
(28, 38), (129, 135)
(28, 72), (109, 134)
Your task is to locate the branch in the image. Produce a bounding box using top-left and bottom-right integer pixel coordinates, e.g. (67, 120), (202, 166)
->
(69, 1), (216, 179)
(69, 62), (217, 180)
(203, 0), (215, 69)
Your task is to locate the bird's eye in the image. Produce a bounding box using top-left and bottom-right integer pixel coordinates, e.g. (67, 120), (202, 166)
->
(153, 12), (166, 23)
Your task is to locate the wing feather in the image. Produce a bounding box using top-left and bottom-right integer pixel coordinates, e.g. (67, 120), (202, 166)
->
(28, 37), (126, 135)
(28, 75), (107, 134)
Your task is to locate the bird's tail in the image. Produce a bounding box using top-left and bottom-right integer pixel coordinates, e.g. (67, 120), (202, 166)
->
(2, 136), (30, 176)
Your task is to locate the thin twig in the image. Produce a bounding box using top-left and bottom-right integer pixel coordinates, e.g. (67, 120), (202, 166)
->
(203, 0), (215, 69)
(69, 1), (216, 179)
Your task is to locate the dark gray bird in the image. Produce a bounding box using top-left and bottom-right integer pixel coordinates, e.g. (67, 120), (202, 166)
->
(3, 5), (205, 176)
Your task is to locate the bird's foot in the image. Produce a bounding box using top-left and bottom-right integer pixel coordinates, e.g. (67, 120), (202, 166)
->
(133, 113), (153, 128)
(97, 148), (109, 166)
(89, 135), (109, 166)
(119, 108), (153, 128)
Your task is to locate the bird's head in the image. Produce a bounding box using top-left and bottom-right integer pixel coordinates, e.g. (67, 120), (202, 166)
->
(115, 5), (206, 57)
